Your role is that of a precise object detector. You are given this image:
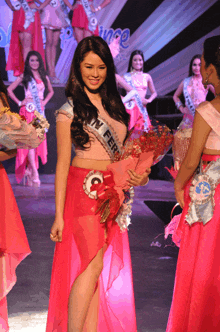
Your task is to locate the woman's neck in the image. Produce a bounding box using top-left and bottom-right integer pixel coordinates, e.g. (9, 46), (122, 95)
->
(131, 69), (143, 74)
(192, 73), (202, 80)
(84, 87), (102, 102)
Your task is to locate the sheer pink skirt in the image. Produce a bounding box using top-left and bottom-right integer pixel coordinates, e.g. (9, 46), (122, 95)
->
(46, 166), (137, 331)
(167, 154), (220, 331)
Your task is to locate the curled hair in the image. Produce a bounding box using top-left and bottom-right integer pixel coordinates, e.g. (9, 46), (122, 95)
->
(203, 35), (220, 79)
(66, 36), (129, 149)
(188, 54), (201, 76)
(0, 70), (9, 107)
(22, 51), (48, 90)
(127, 50), (144, 72)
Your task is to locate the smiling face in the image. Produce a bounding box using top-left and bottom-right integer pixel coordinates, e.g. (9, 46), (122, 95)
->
(132, 54), (144, 71)
(191, 57), (201, 76)
(80, 51), (107, 92)
(29, 55), (40, 71)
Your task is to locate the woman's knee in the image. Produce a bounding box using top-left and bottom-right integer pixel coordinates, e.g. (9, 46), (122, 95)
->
(87, 252), (103, 279)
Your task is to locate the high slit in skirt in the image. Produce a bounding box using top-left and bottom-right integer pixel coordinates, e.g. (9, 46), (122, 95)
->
(46, 166), (137, 331)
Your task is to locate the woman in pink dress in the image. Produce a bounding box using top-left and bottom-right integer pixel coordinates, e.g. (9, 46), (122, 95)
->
(46, 36), (150, 332)
(7, 51), (54, 187)
(173, 54), (215, 171)
(124, 50), (157, 130)
(166, 35), (220, 332)
(5, 0), (45, 77)
(72, 0), (111, 43)
(0, 72), (31, 331)
(40, 0), (73, 83)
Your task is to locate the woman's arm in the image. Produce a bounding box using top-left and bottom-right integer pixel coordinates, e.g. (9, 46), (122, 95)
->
(0, 149), (17, 161)
(142, 74), (157, 105)
(50, 116), (72, 242)
(42, 76), (54, 107)
(173, 81), (187, 113)
(115, 74), (133, 93)
(63, 0), (73, 10)
(91, 0), (111, 12)
(7, 76), (24, 106)
(5, 0), (15, 11)
(174, 110), (212, 207)
(38, 0), (50, 10)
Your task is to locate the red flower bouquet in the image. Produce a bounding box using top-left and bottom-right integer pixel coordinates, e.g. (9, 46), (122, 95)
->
(92, 125), (173, 231)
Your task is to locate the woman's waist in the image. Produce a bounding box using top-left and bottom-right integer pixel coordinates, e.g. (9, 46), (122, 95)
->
(24, 97), (44, 103)
(71, 156), (111, 171)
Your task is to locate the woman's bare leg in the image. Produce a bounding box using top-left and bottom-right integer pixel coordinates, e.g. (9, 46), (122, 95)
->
(73, 27), (84, 44)
(51, 30), (60, 77)
(82, 283), (100, 332)
(68, 248), (103, 332)
(27, 149), (39, 179)
(45, 29), (53, 77)
(19, 32), (32, 61)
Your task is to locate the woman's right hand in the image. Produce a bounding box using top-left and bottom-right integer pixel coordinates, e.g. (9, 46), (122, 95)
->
(20, 99), (27, 107)
(50, 217), (64, 242)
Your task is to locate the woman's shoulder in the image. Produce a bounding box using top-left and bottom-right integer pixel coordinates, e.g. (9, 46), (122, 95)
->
(196, 101), (220, 122)
(55, 99), (74, 121)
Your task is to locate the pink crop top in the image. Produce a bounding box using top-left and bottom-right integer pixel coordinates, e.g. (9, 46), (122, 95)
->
(196, 102), (220, 150)
(56, 100), (127, 160)
(25, 79), (45, 100)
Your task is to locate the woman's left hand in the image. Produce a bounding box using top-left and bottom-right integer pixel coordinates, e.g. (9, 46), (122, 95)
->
(127, 168), (151, 187)
(174, 187), (184, 209)
(42, 100), (47, 107)
(142, 98), (150, 106)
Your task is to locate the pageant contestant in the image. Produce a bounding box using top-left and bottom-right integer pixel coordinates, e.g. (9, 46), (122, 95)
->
(72, 0), (111, 43)
(40, 0), (73, 83)
(46, 36), (150, 332)
(5, 0), (45, 77)
(173, 54), (215, 171)
(167, 35), (220, 332)
(7, 51), (54, 187)
(124, 50), (157, 130)
(0, 72), (31, 331)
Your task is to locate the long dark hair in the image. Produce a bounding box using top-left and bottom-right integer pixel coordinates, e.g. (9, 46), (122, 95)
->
(203, 35), (220, 79)
(22, 51), (48, 90)
(66, 36), (129, 149)
(127, 50), (144, 72)
(188, 54), (201, 76)
(0, 70), (9, 107)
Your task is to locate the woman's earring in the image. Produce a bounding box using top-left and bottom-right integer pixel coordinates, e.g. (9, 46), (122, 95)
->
(204, 74), (209, 89)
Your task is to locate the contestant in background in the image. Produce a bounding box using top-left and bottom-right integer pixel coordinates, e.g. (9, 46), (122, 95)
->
(39, 0), (73, 83)
(71, 0), (111, 43)
(5, 0), (45, 77)
(7, 51), (54, 187)
(46, 36), (150, 332)
(173, 54), (215, 171)
(0, 71), (31, 332)
(167, 35), (220, 332)
(124, 50), (157, 130)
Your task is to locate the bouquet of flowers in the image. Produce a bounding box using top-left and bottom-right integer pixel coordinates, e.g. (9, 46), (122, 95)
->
(0, 107), (49, 150)
(91, 125), (173, 231)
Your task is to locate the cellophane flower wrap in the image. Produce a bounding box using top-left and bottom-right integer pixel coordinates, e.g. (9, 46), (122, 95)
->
(0, 107), (49, 150)
(92, 125), (173, 231)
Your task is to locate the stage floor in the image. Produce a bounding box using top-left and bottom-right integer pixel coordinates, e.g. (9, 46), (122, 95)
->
(7, 177), (179, 332)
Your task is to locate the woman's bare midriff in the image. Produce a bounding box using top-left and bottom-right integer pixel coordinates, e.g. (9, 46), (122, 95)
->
(71, 156), (111, 171)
